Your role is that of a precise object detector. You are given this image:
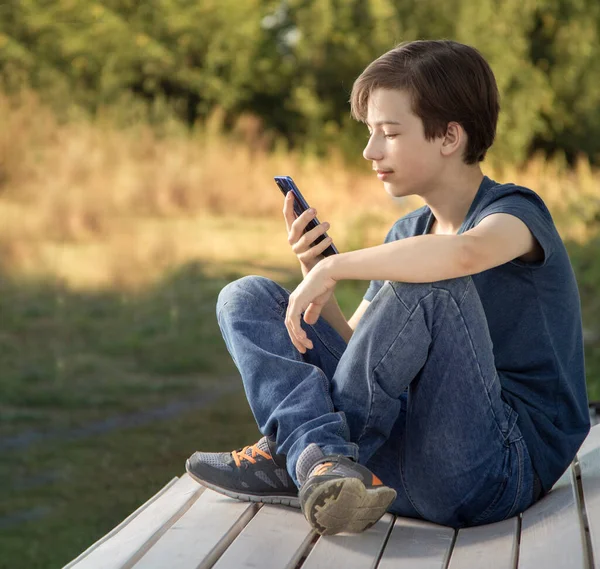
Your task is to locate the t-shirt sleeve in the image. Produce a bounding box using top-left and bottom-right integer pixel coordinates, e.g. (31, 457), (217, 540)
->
(364, 278), (384, 302)
(363, 224), (401, 301)
(474, 189), (557, 269)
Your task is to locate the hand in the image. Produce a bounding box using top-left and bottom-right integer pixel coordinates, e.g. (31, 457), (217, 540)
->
(285, 261), (338, 353)
(283, 192), (334, 278)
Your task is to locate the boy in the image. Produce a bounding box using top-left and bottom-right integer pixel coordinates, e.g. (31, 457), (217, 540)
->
(185, 40), (590, 535)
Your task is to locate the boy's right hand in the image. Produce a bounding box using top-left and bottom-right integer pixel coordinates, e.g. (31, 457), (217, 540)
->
(283, 192), (333, 278)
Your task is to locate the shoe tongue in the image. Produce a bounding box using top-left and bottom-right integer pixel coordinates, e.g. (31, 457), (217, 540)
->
(227, 437), (272, 465)
(243, 436), (270, 457)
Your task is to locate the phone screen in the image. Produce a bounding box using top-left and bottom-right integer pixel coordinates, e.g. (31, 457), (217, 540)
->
(274, 176), (339, 256)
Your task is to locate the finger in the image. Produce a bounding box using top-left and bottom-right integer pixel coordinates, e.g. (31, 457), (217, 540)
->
(297, 234), (333, 264)
(286, 302), (313, 351)
(283, 192), (295, 233)
(288, 325), (306, 353)
(296, 220), (329, 249)
(296, 227), (332, 257)
(290, 312), (305, 346)
(295, 320), (313, 350)
(285, 305), (306, 353)
(304, 302), (322, 326)
(289, 207), (317, 245)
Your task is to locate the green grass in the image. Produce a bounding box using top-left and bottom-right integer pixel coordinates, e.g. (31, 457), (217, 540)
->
(0, 249), (598, 569)
(0, 260), (369, 569)
(0, 261), (241, 436)
(0, 389), (260, 569)
(567, 235), (600, 400)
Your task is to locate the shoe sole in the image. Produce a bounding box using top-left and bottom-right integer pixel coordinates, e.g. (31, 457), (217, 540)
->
(301, 477), (396, 535)
(185, 459), (301, 509)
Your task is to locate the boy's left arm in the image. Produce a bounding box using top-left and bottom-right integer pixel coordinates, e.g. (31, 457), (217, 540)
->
(285, 213), (541, 351)
(326, 212), (541, 283)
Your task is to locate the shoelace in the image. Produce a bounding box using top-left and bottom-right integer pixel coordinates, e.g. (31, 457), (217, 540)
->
(310, 462), (335, 477)
(231, 442), (272, 467)
(308, 460), (384, 486)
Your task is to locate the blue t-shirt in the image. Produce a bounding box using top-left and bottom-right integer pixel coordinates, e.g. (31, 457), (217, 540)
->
(364, 175), (590, 492)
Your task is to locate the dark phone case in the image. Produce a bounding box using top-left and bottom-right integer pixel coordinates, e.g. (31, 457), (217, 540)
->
(274, 176), (339, 257)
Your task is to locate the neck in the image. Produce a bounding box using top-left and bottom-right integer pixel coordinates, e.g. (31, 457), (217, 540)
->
(423, 165), (485, 235)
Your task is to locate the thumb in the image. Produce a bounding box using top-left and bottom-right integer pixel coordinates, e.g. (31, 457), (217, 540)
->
(303, 303), (322, 325)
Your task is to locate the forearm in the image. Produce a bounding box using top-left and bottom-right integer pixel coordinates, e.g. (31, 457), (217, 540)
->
(319, 291), (353, 344)
(326, 234), (473, 283)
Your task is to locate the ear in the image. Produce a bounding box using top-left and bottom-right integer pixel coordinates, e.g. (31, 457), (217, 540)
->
(440, 121), (465, 157)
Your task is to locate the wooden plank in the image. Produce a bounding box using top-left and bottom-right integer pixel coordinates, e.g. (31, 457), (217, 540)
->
(519, 466), (588, 569)
(301, 513), (395, 569)
(377, 517), (455, 569)
(66, 474), (203, 569)
(212, 504), (315, 569)
(447, 517), (518, 569)
(132, 489), (260, 569)
(63, 477), (180, 569)
(576, 424), (600, 569)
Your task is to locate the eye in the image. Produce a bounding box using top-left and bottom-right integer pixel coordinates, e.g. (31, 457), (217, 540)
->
(384, 133), (398, 139)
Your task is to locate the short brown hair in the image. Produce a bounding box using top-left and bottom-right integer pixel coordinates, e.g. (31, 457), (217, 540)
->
(350, 40), (500, 164)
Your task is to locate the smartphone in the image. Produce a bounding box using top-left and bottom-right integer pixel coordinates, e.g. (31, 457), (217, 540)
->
(274, 176), (339, 257)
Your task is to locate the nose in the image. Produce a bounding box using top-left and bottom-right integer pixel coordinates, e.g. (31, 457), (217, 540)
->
(363, 134), (384, 162)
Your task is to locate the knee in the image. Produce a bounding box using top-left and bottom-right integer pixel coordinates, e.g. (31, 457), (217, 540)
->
(388, 275), (473, 306)
(431, 275), (472, 300)
(216, 275), (282, 316)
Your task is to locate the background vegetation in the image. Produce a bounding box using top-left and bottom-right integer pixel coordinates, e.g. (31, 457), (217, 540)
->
(1, 0), (600, 166)
(0, 1), (599, 568)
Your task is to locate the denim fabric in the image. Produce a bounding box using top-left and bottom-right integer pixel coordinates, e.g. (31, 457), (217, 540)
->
(364, 176), (590, 494)
(216, 274), (538, 528)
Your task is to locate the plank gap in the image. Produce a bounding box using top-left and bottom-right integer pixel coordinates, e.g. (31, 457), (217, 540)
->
(283, 525), (318, 569)
(573, 460), (595, 569)
(196, 502), (263, 569)
(513, 514), (522, 569)
(441, 528), (458, 569)
(372, 514), (396, 569)
(291, 531), (320, 569)
(121, 485), (205, 569)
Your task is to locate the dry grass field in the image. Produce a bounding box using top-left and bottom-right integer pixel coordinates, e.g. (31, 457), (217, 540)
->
(0, 90), (598, 290)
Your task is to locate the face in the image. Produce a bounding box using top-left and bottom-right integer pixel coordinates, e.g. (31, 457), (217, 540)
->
(363, 88), (446, 198)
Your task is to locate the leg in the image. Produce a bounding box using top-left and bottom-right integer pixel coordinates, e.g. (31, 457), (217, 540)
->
(188, 274), (394, 526)
(335, 277), (536, 527)
(216, 275), (358, 485)
(215, 273), (536, 528)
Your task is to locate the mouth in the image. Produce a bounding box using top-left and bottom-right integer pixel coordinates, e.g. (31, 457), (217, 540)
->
(375, 169), (394, 180)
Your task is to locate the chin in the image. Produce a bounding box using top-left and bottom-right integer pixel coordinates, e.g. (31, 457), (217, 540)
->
(384, 180), (412, 198)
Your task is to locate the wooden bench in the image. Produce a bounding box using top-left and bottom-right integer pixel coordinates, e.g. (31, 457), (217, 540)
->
(64, 424), (600, 569)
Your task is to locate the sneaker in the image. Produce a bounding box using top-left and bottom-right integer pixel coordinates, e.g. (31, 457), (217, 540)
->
(296, 443), (397, 535)
(185, 435), (300, 508)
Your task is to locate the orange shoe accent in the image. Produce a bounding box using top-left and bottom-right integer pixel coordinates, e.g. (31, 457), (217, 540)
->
(311, 462), (335, 477)
(371, 473), (383, 486)
(231, 443), (272, 467)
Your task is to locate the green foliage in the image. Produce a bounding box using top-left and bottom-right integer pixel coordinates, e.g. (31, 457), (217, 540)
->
(529, 0), (600, 163)
(566, 235), (600, 399)
(0, 0), (599, 163)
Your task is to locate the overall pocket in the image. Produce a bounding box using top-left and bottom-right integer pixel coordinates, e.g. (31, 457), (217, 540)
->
(499, 398), (520, 444)
(468, 436), (525, 526)
(468, 401), (521, 525)
(469, 470), (510, 526)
